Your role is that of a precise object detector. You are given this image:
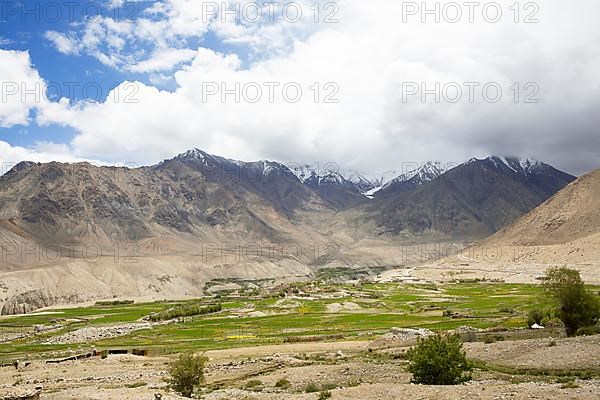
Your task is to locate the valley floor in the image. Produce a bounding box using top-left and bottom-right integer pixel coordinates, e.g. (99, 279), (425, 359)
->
(1, 282), (599, 399)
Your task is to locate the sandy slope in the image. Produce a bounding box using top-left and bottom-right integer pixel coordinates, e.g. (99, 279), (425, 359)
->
(411, 169), (600, 283)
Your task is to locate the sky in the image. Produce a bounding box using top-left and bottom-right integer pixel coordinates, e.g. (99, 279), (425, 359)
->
(0, 0), (599, 176)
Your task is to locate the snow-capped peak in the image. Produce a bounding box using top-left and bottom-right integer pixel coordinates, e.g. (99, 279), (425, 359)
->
(469, 156), (546, 176)
(287, 164), (319, 183)
(381, 161), (447, 190)
(176, 148), (208, 162)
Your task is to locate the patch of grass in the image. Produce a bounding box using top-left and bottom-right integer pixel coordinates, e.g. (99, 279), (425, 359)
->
(561, 381), (580, 389)
(244, 379), (263, 390)
(473, 360), (600, 380)
(125, 381), (147, 388)
(304, 382), (320, 393)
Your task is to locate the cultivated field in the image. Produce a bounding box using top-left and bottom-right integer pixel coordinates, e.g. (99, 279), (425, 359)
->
(1, 282), (599, 399)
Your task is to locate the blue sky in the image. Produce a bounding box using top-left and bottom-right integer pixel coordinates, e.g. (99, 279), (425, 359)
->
(0, 0), (599, 174)
(0, 0), (231, 147)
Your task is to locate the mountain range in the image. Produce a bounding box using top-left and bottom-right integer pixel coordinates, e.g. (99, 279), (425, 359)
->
(0, 149), (582, 312)
(414, 167), (600, 284)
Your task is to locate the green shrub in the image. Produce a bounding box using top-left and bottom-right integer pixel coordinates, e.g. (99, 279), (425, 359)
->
(95, 299), (134, 306)
(406, 334), (472, 385)
(318, 390), (332, 399)
(275, 378), (291, 389)
(244, 379), (263, 391)
(304, 382), (320, 393)
(540, 314), (564, 328)
(542, 267), (600, 336)
(166, 353), (207, 398)
(527, 308), (546, 327)
(575, 325), (600, 336)
(561, 381), (580, 389)
(150, 303), (222, 322)
(125, 381), (147, 388)
(320, 382), (337, 391)
(483, 336), (495, 344)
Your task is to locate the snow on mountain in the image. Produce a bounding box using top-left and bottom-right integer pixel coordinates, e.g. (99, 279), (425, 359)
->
(389, 161), (447, 186)
(286, 164), (401, 195)
(286, 162), (450, 198)
(468, 156), (547, 177)
(287, 164), (349, 186)
(175, 151), (557, 201)
(372, 161), (448, 198)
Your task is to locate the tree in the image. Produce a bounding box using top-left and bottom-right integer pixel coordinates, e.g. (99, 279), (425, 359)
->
(166, 353), (207, 397)
(406, 334), (472, 385)
(542, 267), (600, 336)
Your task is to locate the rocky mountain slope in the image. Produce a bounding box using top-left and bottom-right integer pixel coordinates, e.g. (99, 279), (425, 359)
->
(358, 156), (576, 240)
(412, 168), (600, 283)
(0, 151), (580, 311)
(486, 167), (600, 245)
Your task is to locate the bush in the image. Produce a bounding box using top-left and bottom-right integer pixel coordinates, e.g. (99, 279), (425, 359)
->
(244, 379), (263, 389)
(166, 353), (207, 398)
(407, 334), (472, 385)
(275, 378), (291, 389)
(527, 309), (546, 327)
(318, 390), (332, 399)
(95, 299), (134, 306)
(540, 314), (564, 328)
(542, 267), (600, 336)
(575, 325), (600, 336)
(304, 382), (320, 393)
(150, 303), (222, 322)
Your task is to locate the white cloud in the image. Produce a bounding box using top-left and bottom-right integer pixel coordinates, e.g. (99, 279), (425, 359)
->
(42, 0), (325, 73)
(0, 140), (96, 174)
(0, 50), (45, 128)
(22, 0), (600, 175)
(0, 36), (13, 46)
(127, 48), (197, 73)
(44, 31), (80, 55)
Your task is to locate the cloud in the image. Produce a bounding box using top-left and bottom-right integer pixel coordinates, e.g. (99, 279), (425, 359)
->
(0, 50), (45, 128)
(22, 0), (600, 175)
(127, 48), (197, 73)
(0, 36), (13, 46)
(0, 140), (97, 174)
(44, 31), (80, 55)
(42, 0), (326, 72)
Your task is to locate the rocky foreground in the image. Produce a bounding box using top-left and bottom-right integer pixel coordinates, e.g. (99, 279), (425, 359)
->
(1, 334), (599, 400)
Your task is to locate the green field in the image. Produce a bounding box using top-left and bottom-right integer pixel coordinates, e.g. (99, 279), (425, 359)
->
(0, 282), (582, 362)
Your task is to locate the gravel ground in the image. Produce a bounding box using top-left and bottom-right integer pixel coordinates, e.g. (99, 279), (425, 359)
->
(0, 335), (598, 399)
